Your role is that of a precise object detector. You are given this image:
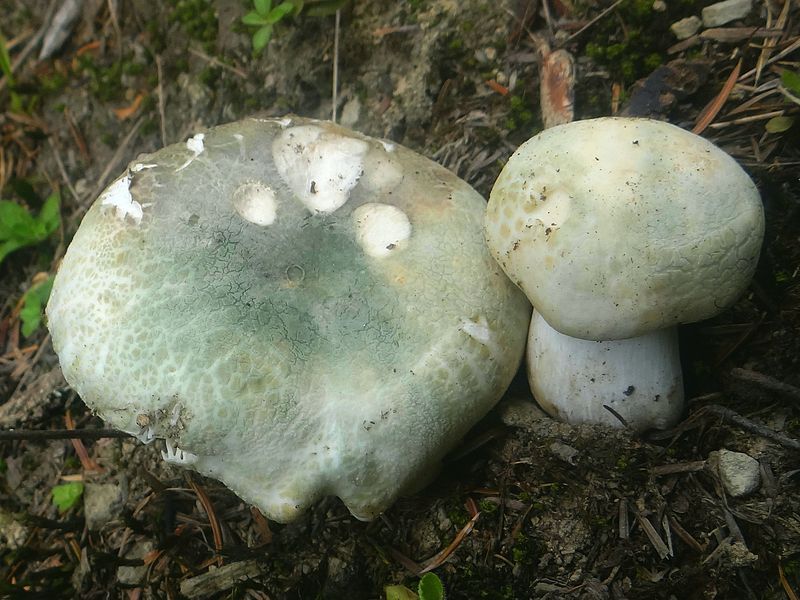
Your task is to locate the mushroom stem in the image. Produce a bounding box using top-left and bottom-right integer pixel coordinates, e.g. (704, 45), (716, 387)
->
(526, 311), (684, 432)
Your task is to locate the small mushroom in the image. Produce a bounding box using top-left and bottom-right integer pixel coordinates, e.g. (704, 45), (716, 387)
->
(486, 117), (764, 430)
(47, 117), (530, 522)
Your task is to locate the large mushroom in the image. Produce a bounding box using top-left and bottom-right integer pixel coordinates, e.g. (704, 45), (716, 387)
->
(47, 116), (530, 522)
(485, 117), (764, 431)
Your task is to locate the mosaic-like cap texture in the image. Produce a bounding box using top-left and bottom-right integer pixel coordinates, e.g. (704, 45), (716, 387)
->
(47, 117), (530, 522)
(486, 117), (764, 341)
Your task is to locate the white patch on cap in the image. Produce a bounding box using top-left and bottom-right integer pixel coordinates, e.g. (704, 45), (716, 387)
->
(232, 181), (278, 226)
(353, 203), (411, 258)
(162, 439), (198, 466)
(100, 173), (144, 225)
(273, 125), (368, 214)
(251, 117), (293, 128)
(379, 140), (396, 153)
(131, 163), (157, 172)
(176, 133), (206, 172)
(233, 133), (246, 159)
(459, 316), (492, 346)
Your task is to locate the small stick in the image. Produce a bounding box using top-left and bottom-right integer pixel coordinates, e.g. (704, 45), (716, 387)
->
(156, 55), (167, 147)
(0, 428), (131, 442)
(47, 137), (80, 201)
(332, 9), (341, 123)
(730, 368), (800, 401)
(562, 0), (626, 44)
(652, 404), (800, 451)
(187, 47), (247, 78)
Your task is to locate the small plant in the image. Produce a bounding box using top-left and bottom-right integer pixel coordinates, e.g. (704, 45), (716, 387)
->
(0, 32), (23, 113)
(766, 69), (800, 133)
(0, 193), (60, 265)
(20, 274), (54, 337)
(243, 0), (296, 53)
(242, 0), (348, 53)
(385, 572), (445, 600)
(51, 482), (84, 512)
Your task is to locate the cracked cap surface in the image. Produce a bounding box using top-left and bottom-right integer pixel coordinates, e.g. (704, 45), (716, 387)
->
(47, 116), (530, 522)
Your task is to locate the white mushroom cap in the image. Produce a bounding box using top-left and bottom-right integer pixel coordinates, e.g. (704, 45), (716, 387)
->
(486, 117), (764, 340)
(527, 311), (684, 431)
(46, 117), (530, 523)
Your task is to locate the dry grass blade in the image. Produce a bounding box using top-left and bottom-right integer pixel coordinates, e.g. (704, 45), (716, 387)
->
(780, 563), (800, 600)
(755, 0), (791, 84)
(693, 59), (742, 134)
(188, 477), (224, 566)
(419, 510), (481, 573)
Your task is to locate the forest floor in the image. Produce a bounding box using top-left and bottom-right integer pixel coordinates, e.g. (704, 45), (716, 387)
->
(1, 0), (800, 598)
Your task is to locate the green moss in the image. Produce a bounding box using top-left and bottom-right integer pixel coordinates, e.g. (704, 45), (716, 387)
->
(580, 0), (680, 85)
(77, 55), (148, 102)
(168, 0), (218, 50)
(478, 499), (498, 514)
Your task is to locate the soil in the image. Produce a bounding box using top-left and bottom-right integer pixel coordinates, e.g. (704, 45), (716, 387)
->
(1, 0), (800, 599)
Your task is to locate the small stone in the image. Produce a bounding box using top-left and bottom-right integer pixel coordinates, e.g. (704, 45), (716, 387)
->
(0, 508), (29, 550)
(670, 16), (702, 40)
(84, 482), (125, 531)
(652, 0), (667, 11)
(117, 540), (155, 585)
(709, 449), (761, 497)
(702, 0), (753, 27)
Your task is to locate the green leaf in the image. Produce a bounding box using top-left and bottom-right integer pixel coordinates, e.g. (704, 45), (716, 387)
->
(782, 70), (800, 96)
(252, 25), (273, 52)
(0, 200), (37, 238)
(266, 1), (295, 23)
(0, 239), (25, 265)
(0, 32), (14, 87)
(0, 193), (60, 265)
(291, 0), (304, 16)
(20, 276), (54, 337)
(39, 194), (61, 235)
(254, 0), (272, 15)
(766, 115), (795, 133)
(52, 482), (84, 512)
(305, 0), (347, 17)
(418, 573), (445, 600)
(385, 585), (418, 600)
(242, 11), (270, 26)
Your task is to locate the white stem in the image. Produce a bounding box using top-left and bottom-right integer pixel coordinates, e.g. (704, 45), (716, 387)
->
(527, 310), (684, 432)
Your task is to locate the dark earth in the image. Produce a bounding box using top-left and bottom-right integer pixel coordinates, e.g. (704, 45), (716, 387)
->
(1, 0), (800, 598)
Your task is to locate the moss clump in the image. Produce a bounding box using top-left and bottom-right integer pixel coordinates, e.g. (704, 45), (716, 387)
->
(168, 0), (218, 50)
(580, 0), (695, 85)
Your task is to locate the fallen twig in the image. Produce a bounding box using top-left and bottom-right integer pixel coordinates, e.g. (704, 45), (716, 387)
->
(0, 428), (131, 441)
(730, 368), (800, 401)
(649, 404), (800, 451)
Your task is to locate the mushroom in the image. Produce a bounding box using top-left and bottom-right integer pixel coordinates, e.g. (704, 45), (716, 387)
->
(485, 117), (764, 431)
(47, 116), (530, 522)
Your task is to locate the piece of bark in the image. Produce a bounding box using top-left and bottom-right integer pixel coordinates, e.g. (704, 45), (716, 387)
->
(0, 366), (66, 428)
(620, 59), (711, 118)
(539, 48), (575, 128)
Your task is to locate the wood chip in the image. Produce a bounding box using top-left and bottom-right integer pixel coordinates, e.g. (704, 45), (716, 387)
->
(539, 49), (575, 128)
(179, 560), (262, 599)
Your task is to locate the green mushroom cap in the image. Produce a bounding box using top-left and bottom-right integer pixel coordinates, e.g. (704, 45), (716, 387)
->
(47, 117), (530, 522)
